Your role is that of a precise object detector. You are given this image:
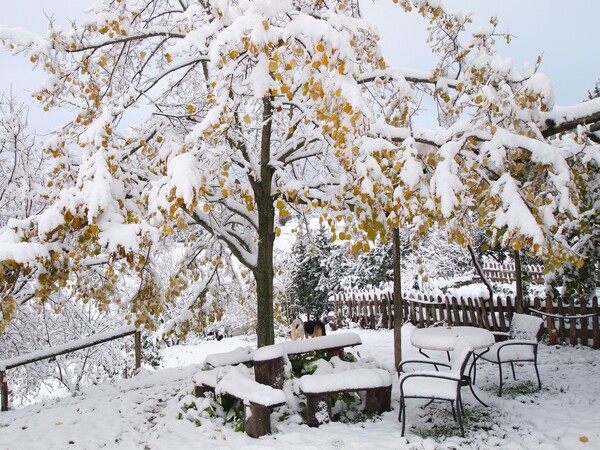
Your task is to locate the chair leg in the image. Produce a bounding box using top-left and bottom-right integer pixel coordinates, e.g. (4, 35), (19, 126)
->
(498, 363), (504, 397)
(456, 398), (465, 437)
(534, 358), (542, 390)
(398, 397), (403, 422)
(510, 362), (516, 380)
(451, 402), (456, 421)
(400, 398), (406, 436)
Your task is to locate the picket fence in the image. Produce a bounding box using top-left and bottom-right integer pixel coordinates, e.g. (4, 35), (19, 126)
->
(328, 291), (600, 349)
(479, 262), (545, 285)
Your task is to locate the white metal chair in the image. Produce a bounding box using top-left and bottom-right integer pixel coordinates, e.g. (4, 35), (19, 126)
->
(477, 313), (543, 396)
(398, 337), (474, 437)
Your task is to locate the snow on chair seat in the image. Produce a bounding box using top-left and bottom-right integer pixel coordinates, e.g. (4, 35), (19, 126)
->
(193, 365), (286, 438)
(298, 368), (392, 427)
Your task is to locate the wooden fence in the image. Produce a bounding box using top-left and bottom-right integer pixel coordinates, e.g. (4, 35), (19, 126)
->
(328, 291), (600, 349)
(0, 326), (141, 412)
(480, 262), (545, 285)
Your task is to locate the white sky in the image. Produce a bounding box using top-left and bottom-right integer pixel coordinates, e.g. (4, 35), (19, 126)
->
(1, 0), (598, 134)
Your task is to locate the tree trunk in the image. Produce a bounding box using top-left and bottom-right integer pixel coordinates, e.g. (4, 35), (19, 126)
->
(468, 244), (493, 302)
(514, 249), (524, 314)
(254, 97), (275, 347)
(393, 227), (403, 369)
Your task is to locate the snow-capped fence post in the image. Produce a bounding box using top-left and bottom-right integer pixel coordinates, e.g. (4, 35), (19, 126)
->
(0, 371), (7, 412)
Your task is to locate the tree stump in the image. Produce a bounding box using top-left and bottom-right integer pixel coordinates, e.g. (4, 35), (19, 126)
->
(254, 356), (285, 389)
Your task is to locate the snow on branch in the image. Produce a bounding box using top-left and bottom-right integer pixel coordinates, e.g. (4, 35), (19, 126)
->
(542, 97), (600, 137)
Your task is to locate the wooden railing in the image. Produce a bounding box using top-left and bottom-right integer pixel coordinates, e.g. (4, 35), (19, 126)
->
(0, 326), (141, 412)
(329, 291), (600, 349)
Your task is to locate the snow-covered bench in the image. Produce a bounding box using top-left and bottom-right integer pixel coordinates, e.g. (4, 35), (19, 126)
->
(298, 368), (392, 427)
(202, 346), (254, 368)
(252, 332), (362, 388)
(193, 366), (286, 438)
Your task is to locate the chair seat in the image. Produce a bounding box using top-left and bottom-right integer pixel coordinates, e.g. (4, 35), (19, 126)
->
(400, 371), (460, 401)
(479, 341), (536, 363)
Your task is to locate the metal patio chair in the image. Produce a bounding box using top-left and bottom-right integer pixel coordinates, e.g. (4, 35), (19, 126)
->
(477, 313), (543, 396)
(398, 337), (474, 437)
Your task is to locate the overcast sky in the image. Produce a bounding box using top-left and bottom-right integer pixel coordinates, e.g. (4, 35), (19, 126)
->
(1, 0), (598, 134)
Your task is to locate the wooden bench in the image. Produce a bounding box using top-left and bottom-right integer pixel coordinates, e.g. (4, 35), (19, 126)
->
(193, 366), (286, 438)
(202, 346), (254, 369)
(298, 368), (392, 427)
(252, 332), (362, 389)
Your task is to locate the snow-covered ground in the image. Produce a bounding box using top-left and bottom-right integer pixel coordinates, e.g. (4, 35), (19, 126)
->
(0, 325), (598, 450)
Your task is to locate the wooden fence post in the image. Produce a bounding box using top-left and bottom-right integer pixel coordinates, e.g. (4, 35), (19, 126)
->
(592, 297), (599, 350)
(134, 330), (142, 373)
(1, 370), (8, 412)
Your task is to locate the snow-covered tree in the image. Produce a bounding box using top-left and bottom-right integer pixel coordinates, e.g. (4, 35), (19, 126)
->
(319, 2), (600, 298)
(0, 95), (136, 405)
(0, 94), (46, 228)
(0, 0), (388, 346)
(1, 0), (599, 348)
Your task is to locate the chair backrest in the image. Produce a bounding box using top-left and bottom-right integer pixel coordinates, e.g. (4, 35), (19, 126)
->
(509, 313), (544, 341)
(451, 337), (474, 375)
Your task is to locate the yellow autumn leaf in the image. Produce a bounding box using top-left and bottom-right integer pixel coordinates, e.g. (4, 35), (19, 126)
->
(165, 53), (172, 63)
(187, 104), (196, 114)
(316, 42), (325, 52)
(243, 114), (251, 124)
(268, 60), (278, 73)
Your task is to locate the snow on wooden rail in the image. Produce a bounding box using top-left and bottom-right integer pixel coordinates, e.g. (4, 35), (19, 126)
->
(1, 325), (141, 412)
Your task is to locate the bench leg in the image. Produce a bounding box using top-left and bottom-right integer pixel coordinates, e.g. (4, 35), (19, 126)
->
(365, 386), (392, 414)
(245, 402), (272, 438)
(194, 385), (213, 397)
(306, 394), (332, 427)
(254, 356), (285, 389)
